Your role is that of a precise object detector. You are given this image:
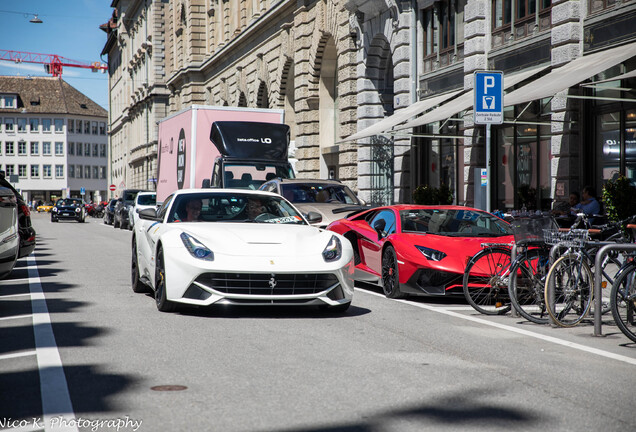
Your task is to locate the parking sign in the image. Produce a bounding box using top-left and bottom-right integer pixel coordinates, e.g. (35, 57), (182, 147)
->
(474, 71), (504, 124)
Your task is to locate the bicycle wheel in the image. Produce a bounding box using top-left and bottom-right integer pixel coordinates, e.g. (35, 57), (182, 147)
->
(544, 253), (594, 327)
(508, 247), (551, 324)
(610, 262), (636, 343)
(463, 247), (512, 315)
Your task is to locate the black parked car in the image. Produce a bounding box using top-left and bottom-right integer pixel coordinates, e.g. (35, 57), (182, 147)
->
(51, 198), (86, 223)
(114, 189), (149, 230)
(0, 170), (36, 258)
(103, 198), (118, 225)
(0, 185), (19, 279)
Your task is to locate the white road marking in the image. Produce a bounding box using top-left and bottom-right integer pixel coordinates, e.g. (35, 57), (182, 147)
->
(27, 256), (79, 432)
(356, 287), (636, 366)
(0, 314), (32, 321)
(0, 350), (36, 360)
(0, 278), (30, 286)
(0, 293), (31, 298)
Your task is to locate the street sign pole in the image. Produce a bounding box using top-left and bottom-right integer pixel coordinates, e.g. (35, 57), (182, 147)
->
(486, 123), (491, 212)
(474, 70), (504, 213)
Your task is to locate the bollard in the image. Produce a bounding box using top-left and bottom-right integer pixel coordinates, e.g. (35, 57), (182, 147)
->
(593, 244), (636, 336)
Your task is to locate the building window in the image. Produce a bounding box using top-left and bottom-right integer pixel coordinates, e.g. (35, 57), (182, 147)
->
(76, 165), (83, 178)
(100, 144), (106, 157)
(31, 165), (39, 178)
(43, 164), (52, 178)
(69, 165), (75, 178)
(18, 164), (27, 178)
(4, 118), (14, 132)
(84, 143), (91, 156)
(43, 142), (51, 155)
(54, 119), (64, 133)
(17, 118), (27, 132)
(99, 122), (106, 135)
(68, 119), (74, 132)
(68, 142), (75, 155)
(31, 142), (39, 155)
(29, 118), (39, 132)
(92, 143), (98, 157)
(55, 142), (64, 156)
(76, 120), (82, 134)
(4, 164), (14, 175)
(5, 142), (14, 155)
(493, 0), (551, 29)
(84, 165), (90, 179)
(18, 141), (27, 155)
(55, 165), (64, 178)
(84, 121), (90, 134)
(42, 118), (52, 133)
(92, 166), (99, 179)
(91, 121), (98, 135)
(100, 166), (106, 179)
(1, 95), (17, 108)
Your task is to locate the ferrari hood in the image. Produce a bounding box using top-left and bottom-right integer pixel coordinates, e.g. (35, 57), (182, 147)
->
(178, 223), (335, 257)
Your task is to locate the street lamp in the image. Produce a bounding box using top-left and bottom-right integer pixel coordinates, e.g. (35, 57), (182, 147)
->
(29, 14), (43, 23)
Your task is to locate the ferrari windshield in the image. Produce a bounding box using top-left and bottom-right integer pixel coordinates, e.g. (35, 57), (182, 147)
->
(168, 192), (306, 225)
(280, 183), (360, 204)
(400, 209), (512, 237)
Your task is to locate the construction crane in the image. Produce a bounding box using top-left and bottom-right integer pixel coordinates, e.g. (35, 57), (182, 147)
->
(0, 49), (107, 77)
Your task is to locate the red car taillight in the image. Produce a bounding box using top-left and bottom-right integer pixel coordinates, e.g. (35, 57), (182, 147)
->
(20, 203), (31, 217)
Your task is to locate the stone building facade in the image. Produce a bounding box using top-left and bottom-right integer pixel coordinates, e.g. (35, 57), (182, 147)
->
(103, 0), (636, 209)
(160, 0), (366, 198)
(101, 0), (170, 198)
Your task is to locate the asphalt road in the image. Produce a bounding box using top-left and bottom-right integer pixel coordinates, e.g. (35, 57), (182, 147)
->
(1, 212), (635, 432)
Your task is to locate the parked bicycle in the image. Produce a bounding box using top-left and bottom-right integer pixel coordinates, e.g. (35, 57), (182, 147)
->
(609, 223), (636, 343)
(543, 214), (633, 327)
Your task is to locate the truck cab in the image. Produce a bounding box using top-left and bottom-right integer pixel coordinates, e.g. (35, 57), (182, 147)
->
(205, 121), (295, 189)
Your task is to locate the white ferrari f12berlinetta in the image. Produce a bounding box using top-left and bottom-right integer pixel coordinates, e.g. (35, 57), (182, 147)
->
(132, 189), (354, 313)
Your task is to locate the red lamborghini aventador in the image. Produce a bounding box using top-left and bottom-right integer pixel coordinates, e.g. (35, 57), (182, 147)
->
(327, 205), (514, 298)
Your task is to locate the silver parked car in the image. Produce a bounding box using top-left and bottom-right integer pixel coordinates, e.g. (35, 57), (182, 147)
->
(259, 178), (368, 228)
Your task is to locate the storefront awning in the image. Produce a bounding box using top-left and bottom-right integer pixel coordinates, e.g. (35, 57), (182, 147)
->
(504, 41), (636, 107)
(338, 89), (462, 143)
(395, 65), (549, 131)
(579, 69), (636, 87)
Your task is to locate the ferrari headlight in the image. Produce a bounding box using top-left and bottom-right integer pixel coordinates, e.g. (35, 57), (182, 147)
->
(415, 245), (447, 261)
(180, 232), (214, 261)
(75, 207), (81, 213)
(322, 235), (342, 262)
(52, 207), (58, 212)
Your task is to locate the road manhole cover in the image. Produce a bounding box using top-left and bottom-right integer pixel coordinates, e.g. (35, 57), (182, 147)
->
(150, 385), (188, 391)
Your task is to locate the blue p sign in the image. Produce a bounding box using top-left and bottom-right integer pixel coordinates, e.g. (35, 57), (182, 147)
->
(474, 71), (504, 124)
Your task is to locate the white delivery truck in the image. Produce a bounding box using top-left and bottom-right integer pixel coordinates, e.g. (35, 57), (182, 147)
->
(156, 105), (295, 201)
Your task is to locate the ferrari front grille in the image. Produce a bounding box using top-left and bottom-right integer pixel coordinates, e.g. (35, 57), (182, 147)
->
(195, 273), (339, 295)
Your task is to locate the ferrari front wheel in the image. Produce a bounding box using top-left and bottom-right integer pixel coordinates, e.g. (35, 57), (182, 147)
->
(154, 248), (177, 312)
(382, 246), (405, 299)
(131, 238), (149, 294)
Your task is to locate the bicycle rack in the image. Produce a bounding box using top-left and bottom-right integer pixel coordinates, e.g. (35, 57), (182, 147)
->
(593, 244), (636, 336)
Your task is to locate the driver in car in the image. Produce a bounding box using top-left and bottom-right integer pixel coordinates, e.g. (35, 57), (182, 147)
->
(246, 197), (265, 220)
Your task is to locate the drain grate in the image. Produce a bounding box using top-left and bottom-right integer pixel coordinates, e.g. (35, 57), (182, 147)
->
(150, 385), (188, 391)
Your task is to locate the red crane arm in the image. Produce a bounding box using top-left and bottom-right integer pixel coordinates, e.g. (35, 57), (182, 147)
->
(0, 49), (107, 77)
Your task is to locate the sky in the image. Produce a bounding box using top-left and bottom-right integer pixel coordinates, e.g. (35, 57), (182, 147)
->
(0, 0), (113, 110)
